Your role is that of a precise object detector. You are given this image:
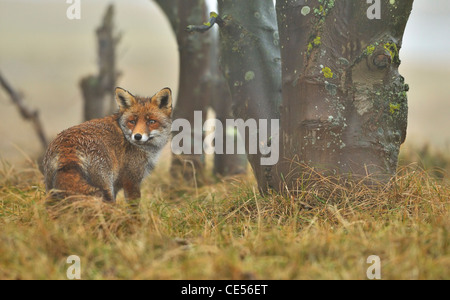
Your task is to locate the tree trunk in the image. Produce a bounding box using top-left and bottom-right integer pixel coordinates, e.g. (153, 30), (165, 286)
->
(217, 0), (282, 192)
(274, 0), (414, 192)
(156, 0), (248, 183)
(80, 4), (120, 121)
(208, 28), (247, 177)
(155, 0), (211, 185)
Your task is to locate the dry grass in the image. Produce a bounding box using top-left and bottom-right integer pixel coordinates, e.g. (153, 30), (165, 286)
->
(0, 156), (449, 280)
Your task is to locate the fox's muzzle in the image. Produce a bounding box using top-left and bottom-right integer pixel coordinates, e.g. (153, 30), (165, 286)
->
(132, 133), (151, 142)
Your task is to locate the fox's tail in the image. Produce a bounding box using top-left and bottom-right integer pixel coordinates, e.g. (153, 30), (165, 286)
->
(48, 165), (111, 202)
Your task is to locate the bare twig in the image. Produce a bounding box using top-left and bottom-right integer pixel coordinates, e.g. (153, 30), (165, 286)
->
(186, 12), (224, 33)
(0, 71), (48, 150)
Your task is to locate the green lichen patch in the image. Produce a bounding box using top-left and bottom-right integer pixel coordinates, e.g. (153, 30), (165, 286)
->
(389, 103), (401, 115)
(245, 71), (256, 82)
(313, 36), (322, 46)
(301, 6), (311, 16)
(365, 45), (376, 56)
(384, 42), (400, 64)
(307, 36), (322, 55)
(314, 0), (335, 18)
(322, 67), (334, 79)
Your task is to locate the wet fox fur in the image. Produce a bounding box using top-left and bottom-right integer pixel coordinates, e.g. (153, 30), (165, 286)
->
(43, 87), (173, 203)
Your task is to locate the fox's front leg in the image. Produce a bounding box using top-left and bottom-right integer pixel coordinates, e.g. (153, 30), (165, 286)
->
(122, 180), (141, 207)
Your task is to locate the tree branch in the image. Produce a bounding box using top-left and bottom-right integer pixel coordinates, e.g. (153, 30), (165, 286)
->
(0, 71), (48, 150)
(186, 12), (224, 33)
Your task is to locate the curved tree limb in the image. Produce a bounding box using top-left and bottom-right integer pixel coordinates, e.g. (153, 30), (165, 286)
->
(0, 71), (48, 150)
(186, 12), (224, 33)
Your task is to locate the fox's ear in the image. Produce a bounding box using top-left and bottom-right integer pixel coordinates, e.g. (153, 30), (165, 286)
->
(152, 87), (173, 111)
(115, 87), (137, 110)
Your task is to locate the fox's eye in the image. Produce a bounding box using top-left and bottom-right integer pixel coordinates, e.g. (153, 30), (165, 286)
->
(147, 120), (157, 125)
(129, 120), (136, 125)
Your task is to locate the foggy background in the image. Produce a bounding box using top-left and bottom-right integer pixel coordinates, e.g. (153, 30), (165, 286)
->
(0, 0), (449, 164)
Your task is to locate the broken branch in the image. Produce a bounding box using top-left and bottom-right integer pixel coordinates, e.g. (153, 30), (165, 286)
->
(186, 12), (224, 33)
(0, 71), (48, 150)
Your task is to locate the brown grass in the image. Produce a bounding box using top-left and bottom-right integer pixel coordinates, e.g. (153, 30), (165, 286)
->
(0, 154), (448, 280)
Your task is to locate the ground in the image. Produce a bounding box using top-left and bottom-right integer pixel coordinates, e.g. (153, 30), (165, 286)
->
(0, 150), (448, 280)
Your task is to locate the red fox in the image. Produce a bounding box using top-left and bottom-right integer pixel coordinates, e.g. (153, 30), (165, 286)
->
(43, 87), (173, 203)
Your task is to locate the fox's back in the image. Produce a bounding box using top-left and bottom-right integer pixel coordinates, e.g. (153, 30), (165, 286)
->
(43, 115), (126, 190)
(46, 116), (124, 158)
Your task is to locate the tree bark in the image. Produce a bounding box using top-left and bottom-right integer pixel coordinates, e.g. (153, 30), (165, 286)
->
(274, 0), (414, 191)
(217, 0), (282, 192)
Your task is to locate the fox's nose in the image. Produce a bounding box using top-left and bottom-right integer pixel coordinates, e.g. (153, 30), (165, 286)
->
(134, 134), (142, 141)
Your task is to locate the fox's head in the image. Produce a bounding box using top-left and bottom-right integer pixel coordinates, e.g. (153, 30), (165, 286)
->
(115, 87), (173, 150)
